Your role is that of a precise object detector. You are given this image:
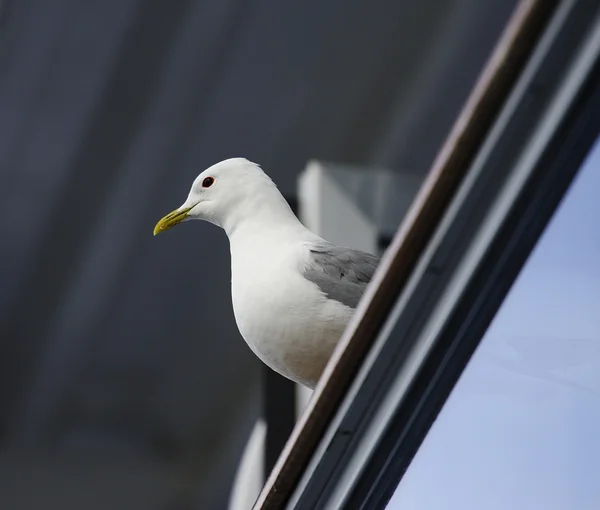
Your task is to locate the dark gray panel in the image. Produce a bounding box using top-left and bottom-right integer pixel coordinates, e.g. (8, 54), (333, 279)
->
(0, 0), (517, 507)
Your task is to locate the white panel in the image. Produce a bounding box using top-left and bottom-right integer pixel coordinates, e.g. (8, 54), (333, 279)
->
(229, 159), (419, 510)
(298, 161), (376, 252)
(228, 419), (266, 510)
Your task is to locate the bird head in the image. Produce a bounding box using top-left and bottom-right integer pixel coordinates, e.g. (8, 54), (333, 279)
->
(153, 158), (279, 235)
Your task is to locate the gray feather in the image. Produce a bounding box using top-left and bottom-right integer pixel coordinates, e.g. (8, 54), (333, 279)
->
(303, 242), (380, 309)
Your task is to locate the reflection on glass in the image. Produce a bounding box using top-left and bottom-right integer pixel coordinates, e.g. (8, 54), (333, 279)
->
(387, 139), (600, 510)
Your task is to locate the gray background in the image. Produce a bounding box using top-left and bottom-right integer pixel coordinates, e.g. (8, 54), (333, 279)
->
(0, 1), (516, 508)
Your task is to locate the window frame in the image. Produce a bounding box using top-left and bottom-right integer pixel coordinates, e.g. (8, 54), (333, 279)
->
(343, 14), (600, 510)
(251, 1), (600, 509)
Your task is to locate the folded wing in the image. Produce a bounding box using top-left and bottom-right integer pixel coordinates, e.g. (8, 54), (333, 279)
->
(302, 242), (380, 309)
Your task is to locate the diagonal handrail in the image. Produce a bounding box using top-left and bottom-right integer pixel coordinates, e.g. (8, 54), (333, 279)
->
(252, 1), (559, 508)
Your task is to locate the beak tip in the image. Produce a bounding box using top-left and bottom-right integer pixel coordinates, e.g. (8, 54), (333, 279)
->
(153, 207), (190, 237)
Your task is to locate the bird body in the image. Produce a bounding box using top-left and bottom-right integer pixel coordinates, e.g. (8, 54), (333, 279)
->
(154, 158), (379, 388)
(230, 227), (354, 387)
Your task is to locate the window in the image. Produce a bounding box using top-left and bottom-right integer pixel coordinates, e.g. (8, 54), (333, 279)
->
(387, 138), (600, 510)
(252, 3), (600, 509)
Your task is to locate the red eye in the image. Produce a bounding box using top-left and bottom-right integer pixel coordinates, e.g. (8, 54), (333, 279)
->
(202, 177), (214, 188)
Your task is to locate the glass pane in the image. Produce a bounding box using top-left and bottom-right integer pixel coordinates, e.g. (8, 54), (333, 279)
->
(387, 138), (600, 510)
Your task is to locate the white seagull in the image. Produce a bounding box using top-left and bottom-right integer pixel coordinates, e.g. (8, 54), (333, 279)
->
(154, 158), (379, 389)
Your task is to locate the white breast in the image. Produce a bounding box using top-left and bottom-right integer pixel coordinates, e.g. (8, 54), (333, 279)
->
(230, 239), (353, 388)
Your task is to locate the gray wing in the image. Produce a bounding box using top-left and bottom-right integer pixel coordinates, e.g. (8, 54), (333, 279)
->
(303, 242), (380, 309)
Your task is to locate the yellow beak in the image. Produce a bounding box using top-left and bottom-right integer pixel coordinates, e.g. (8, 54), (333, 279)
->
(153, 207), (192, 236)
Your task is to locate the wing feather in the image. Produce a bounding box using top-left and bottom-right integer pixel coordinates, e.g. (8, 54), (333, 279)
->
(302, 242), (380, 309)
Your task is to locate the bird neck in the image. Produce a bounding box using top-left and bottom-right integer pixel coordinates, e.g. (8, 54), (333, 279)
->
(223, 190), (304, 240)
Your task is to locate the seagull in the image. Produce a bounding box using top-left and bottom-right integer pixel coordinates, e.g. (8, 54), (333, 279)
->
(154, 158), (379, 389)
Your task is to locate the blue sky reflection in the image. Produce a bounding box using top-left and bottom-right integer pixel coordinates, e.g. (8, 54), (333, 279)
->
(388, 138), (600, 510)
